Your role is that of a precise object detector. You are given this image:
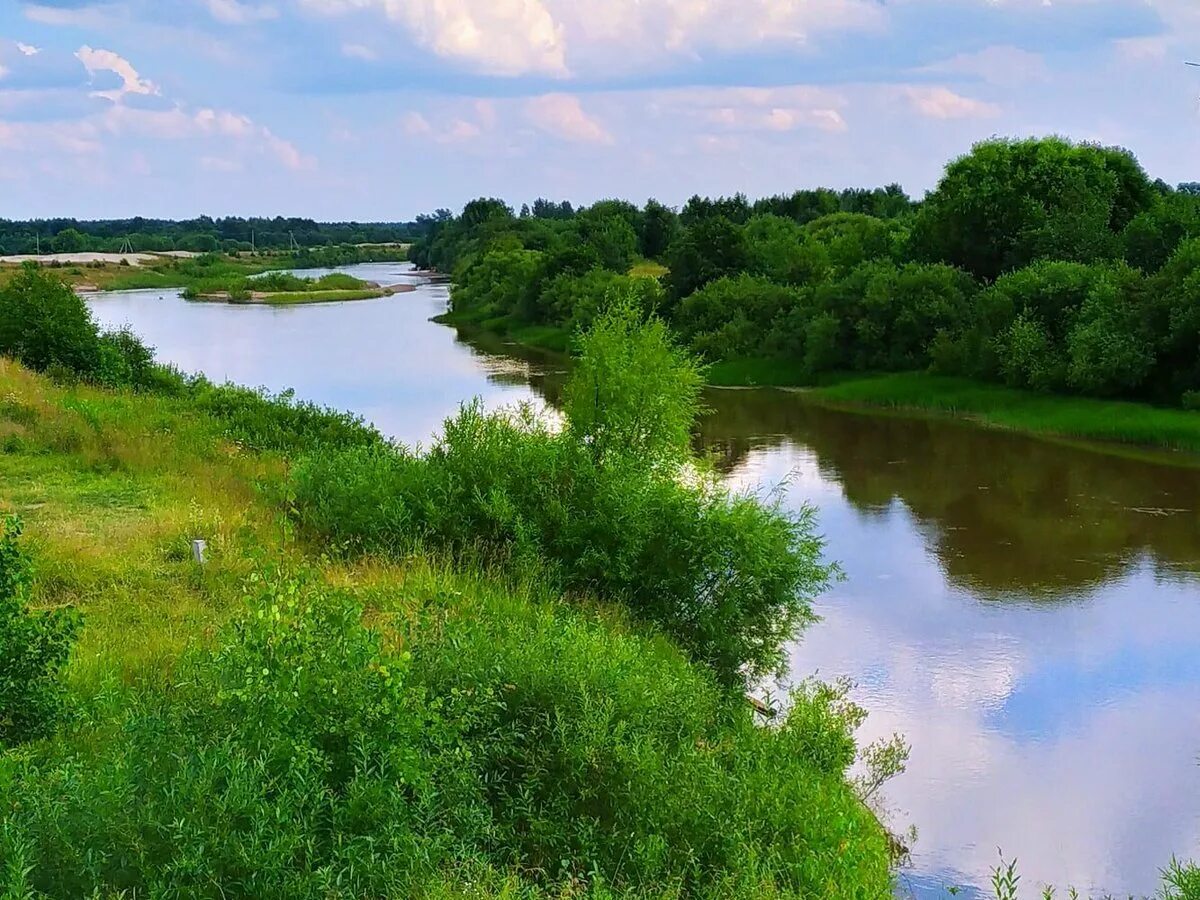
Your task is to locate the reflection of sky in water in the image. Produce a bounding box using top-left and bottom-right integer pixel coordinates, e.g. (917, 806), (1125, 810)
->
(730, 444), (1200, 898)
(87, 263), (550, 448)
(87, 275), (1200, 898)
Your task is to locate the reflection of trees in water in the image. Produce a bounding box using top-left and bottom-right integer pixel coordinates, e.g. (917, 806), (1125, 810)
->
(453, 329), (1200, 601)
(699, 389), (1200, 601)
(454, 328), (569, 403)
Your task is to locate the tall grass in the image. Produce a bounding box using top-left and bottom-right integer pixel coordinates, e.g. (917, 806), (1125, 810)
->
(815, 372), (1200, 455)
(1, 561), (893, 899)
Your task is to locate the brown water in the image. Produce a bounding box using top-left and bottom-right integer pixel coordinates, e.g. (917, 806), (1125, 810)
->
(87, 263), (1200, 898)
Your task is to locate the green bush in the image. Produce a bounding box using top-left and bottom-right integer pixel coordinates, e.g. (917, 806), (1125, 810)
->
(674, 274), (803, 360)
(96, 327), (157, 390)
(0, 564), (892, 898)
(291, 304), (833, 685)
(1164, 860), (1200, 900)
(912, 138), (1153, 279)
(0, 517), (80, 748)
(0, 263), (101, 376)
(189, 381), (386, 454)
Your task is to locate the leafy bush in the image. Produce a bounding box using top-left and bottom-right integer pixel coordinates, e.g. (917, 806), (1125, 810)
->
(0, 564), (892, 898)
(674, 274), (803, 359)
(1164, 860), (1200, 900)
(95, 327), (158, 389)
(0, 517), (80, 747)
(0, 263), (101, 376)
(189, 381), (386, 454)
(291, 303), (833, 685)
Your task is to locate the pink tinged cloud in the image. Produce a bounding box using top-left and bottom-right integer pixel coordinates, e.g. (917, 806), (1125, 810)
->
(525, 94), (613, 144)
(903, 86), (1001, 120)
(75, 46), (159, 102)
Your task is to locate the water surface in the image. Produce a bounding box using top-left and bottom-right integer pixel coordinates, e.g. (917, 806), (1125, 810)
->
(87, 263), (1200, 898)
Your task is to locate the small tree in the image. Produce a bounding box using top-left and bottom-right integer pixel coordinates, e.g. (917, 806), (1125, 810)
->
(50, 228), (87, 254)
(0, 262), (102, 375)
(1, 517), (80, 747)
(563, 296), (705, 469)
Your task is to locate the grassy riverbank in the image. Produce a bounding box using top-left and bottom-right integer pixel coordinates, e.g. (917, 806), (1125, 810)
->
(0, 246), (410, 295)
(810, 372), (1200, 456)
(437, 314), (1200, 458)
(0, 282), (900, 896)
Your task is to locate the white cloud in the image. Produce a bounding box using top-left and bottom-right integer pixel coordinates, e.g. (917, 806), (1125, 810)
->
(663, 85), (849, 134)
(341, 42), (377, 61)
(24, 4), (113, 27)
(525, 93), (612, 144)
(903, 86), (1001, 120)
(402, 102), (496, 144)
(553, 0), (885, 70)
(17, 43), (41, 57)
(204, 0), (279, 24)
(76, 46), (159, 102)
(300, 0), (885, 78)
(304, 0), (566, 76)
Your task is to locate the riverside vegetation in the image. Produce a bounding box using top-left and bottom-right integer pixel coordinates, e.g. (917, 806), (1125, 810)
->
(416, 137), (1200, 453)
(0, 265), (903, 897)
(0, 264), (1195, 898)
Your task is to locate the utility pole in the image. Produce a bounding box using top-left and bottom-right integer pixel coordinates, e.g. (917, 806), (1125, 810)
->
(35, 234), (40, 256)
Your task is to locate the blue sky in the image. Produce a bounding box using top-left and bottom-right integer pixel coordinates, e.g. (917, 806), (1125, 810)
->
(0, 0), (1197, 220)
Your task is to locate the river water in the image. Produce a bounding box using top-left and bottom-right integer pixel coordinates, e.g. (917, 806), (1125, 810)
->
(86, 262), (1200, 898)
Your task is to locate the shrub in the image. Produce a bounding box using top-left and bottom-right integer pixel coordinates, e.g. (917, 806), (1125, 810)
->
(189, 381), (386, 454)
(675, 274), (803, 360)
(0, 263), (101, 376)
(0, 517), (80, 747)
(1164, 860), (1200, 900)
(291, 303), (834, 685)
(0, 565), (892, 898)
(96, 327), (157, 390)
(911, 137), (1152, 279)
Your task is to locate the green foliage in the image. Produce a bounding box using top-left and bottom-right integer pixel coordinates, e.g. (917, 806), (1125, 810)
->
(563, 299), (704, 467)
(291, 307), (833, 686)
(1122, 192), (1200, 273)
(95, 327), (158, 390)
(0, 517), (80, 747)
(537, 269), (664, 331)
(743, 215), (830, 286)
(639, 198), (680, 260)
(452, 249), (548, 322)
(1, 565), (891, 898)
(802, 212), (898, 273)
(0, 264), (101, 376)
(1163, 860), (1200, 900)
(675, 274), (804, 359)
(665, 216), (750, 302)
(912, 138), (1154, 279)
(189, 382), (386, 454)
(49, 228), (88, 254)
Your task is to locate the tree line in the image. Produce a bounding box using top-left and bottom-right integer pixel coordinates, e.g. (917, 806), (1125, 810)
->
(0, 215), (421, 256)
(411, 137), (1200, 409)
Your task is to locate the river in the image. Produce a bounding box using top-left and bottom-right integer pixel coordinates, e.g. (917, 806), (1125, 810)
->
(86, 262), (1200, 898)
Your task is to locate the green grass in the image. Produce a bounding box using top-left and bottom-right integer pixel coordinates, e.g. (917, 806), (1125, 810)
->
(0, 357), (896, 898)
(263, 288), (383, 305)
(629, 259), (669, 278)
(507, 322), (571, 352)
(813, 372), (1200, 456)
(706, 356), (814, 387)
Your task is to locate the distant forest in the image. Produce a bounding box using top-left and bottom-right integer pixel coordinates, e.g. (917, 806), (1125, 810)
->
(0, 216), (428, 255)
(412, 137), (1200, 409)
